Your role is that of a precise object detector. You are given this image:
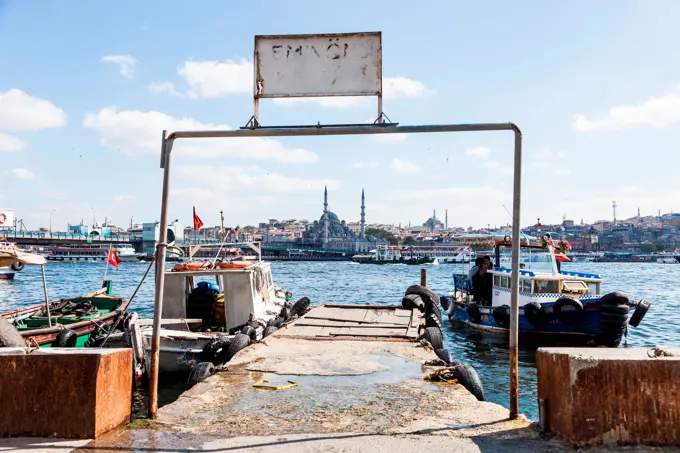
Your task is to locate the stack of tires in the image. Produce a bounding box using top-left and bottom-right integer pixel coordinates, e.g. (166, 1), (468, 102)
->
(187, 296), (312, 389)
(597, 291), (649, 347)
(402, 285), (485, 402)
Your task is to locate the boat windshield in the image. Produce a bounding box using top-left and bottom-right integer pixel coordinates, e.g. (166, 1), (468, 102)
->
(497, 246), (556, 274)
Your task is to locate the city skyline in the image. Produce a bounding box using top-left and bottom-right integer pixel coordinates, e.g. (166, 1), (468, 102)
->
(2, 1), (680, 230)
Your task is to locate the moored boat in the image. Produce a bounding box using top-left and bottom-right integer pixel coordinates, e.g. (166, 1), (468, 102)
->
(138, 242), (308, 377)
(351, 245), (435, 265)
(439, 236), (651, 347)
(0, 241), (24, 280)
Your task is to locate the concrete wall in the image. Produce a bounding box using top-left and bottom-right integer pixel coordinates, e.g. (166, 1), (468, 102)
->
(0, 348), (132, 439)
(536, 347), (680, 447)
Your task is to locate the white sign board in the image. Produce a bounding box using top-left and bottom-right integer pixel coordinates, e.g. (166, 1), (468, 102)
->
(0, 210), (14, 228)
(254, 32), (382, 98)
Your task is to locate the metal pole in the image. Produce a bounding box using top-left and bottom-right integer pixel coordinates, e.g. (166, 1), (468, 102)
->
(148, 130), (172, 418)
(508, 126), (523, 419)
(41, 265), (52, 328)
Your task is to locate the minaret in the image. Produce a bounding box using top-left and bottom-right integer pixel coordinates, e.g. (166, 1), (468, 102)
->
(360, 189), (366, 239)
(445, 209), (448, 229)
(323, 185), (329, 246)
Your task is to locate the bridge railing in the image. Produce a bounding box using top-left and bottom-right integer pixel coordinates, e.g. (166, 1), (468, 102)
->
(0, 231), (143, 242)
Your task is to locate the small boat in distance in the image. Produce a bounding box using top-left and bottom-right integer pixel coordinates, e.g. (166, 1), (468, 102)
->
(352, 245), (436, 265)
(113, 243), (143, 262)
(440, 236), (650, 347)
(657, 250), (680, 264)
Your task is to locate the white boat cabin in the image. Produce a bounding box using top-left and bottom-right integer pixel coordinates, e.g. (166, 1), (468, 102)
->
(459, 242), (602, 307)
(161, 261), (285, 331)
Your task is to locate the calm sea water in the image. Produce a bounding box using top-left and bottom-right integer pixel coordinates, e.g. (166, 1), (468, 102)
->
(1, 260), (678, 420)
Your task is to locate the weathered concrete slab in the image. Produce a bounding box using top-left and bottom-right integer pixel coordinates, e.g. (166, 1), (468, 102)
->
(537, 347), (680, 447)
(0, 348), (132, 439)
(153, 336), (536, 442)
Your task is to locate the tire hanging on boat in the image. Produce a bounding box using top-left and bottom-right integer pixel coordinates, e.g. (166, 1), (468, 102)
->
(598, 303), (630, 347)
(553, 297), (584, 326)
(187, 362), (215, 389)
(600, 291), (629, 306)
(466, 304), (482, 323)
(241, 325), (257, 341)
(263, 326), (278, 338)
(290, 297), (310, 318)
(52, 329), (78, 347)
(492, 306), (510, 329)
(217, 333), (250, 363)
(10, 262), (24, 272)
(523, 302), (549, 327)
(628, 300), (650, 327)
(200, 337), (232, 365)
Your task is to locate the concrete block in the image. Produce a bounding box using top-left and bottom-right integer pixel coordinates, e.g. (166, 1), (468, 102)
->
(0, 348), (132, 439)
(536, 347), (680, 447)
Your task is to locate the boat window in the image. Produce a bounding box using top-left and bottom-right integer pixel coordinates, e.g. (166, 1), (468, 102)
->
(562, 280), (588, 293)
(501, 276), (509, 288)
(522, 279), (532, 293)
(587, 282), (599, 294)
(493, 275), (501, 287)
(534, 280), (559, 294)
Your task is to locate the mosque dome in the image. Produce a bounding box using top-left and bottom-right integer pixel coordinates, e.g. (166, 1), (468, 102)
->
(320, 212), (340, 223)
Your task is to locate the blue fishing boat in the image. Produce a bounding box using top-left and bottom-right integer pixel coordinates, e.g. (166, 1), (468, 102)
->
(439, 235), (650, 347)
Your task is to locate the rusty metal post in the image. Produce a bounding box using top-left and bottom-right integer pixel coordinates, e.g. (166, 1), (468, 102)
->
(420, 268), (427, 287)
(148, 130), (172, 418)
(508, 126), (523, 419)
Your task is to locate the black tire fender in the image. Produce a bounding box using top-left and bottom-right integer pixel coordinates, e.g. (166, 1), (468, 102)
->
(263, 326), (278, 338)
(290, 297), (310, 318)
(492, 306), (510, 329)
(628, 300), (650, 327)
(53, 329), (78, 347)
(523, 302), (548, 327)
(426, 301), (442, 321)
(402, 294), (425, 312)
(600, 304), (631, 315)
(439, 296), (450, 312)
(405, 285), (439, 307)
(187, 362), (215, 389)
(600, 291), (629, 306)
(423, 326), (443, 349)
(467, 304), (482, 323)
(10, 262), (24, 272)
(218, 333), (250, 363)
(435, 348), (457, 366)
(553, 297), (584, 326)
(200, 337), (231, 365)
(425, 311), (443, 330)
(241, 325), (257, 341)
(454, 364), (486, 401)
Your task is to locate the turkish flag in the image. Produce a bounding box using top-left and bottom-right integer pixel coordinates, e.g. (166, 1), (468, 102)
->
(193, 206), (204, 231)
(108, 248), (122, 270)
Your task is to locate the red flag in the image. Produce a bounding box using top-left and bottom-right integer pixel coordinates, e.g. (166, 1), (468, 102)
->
(108, 248), (122, 270)
(193, 206), (204, 231)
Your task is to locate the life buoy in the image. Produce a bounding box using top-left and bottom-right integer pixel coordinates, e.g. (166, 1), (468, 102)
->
(553, 297), (583, 326)
(216, 261), (249, 269)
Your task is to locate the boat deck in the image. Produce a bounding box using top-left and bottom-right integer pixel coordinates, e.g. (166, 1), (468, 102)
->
(93, 304), (539, 446)
(276, 304), (422, 340)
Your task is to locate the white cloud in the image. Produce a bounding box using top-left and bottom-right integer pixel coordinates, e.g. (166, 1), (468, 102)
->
(483, 160), (501, 168)
(0, 133), (25, 152)
(148, 82), (184, 97)
(178, 59), (252, 98)
(389, 185), (507, 203)
(465, 147), (491, 159)
(573, 85), (680, 131)
(159, 57), (429, 109)
(112, 194), (136, 202)
(82, 107), (318, 164)
(174, 165), (341, 200)
(8, 168), (36, 180)
(353, 160), (378, 169)
(0, 89), (66, 131)
(528, 148), (570, 175)
(101, 55), (138, 79)
(391, 158), (421, 174)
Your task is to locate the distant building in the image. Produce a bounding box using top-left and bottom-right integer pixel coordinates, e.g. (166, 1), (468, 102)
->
(303, 187), (387, 252)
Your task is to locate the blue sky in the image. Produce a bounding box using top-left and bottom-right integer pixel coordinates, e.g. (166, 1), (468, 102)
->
(2, 0), (680, 231)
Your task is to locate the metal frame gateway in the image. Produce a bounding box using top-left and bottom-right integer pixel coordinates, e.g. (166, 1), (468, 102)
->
(147, 32), (524, 421)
